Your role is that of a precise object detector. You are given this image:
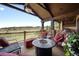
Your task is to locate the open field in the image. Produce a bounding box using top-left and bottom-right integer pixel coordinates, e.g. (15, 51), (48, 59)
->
(0, 31), (40, 44)
(0, 27), (40, 44)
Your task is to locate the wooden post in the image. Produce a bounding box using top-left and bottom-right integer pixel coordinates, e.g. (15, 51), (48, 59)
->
(60, 20), (64, 30)
(24, 31), (27, 47)
(51, 20), (54, 30)
(41, 20), (44, 30)
(51, 20), (55, 37)
(76, 15), (79, 33)
(59, 22), (61, 30)
(24, 31), (26, 42)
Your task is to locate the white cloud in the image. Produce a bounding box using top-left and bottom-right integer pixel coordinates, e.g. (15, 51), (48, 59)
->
(0, 7), (4, 11)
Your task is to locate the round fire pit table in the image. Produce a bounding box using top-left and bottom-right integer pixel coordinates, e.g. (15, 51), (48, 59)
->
(32, 38), (55, 56)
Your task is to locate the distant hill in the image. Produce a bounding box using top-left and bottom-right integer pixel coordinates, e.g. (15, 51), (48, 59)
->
(0, 26), (41, 33)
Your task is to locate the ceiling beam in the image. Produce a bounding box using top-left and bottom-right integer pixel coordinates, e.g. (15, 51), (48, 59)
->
(44, 4), (55, 18)
(27, 3), (53, 22)
(27, 4), (46, 21)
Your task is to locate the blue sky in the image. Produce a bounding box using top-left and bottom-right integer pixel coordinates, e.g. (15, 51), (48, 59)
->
(0, 4), (50, 28)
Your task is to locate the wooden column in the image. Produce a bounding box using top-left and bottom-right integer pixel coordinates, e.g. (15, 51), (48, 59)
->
(51, 20), (54, 30)
(51, 20), (55, 37)
(76, 15), (79, 33)
(58, 22), (60, 30)
(41, 20), (44, 30)
(60, 20), (64, 30)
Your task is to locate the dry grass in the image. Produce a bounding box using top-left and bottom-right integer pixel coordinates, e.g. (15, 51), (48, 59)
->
(0, 31), (39, 44)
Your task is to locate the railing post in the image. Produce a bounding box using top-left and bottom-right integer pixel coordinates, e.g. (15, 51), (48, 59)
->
(24, 31), (26, 40)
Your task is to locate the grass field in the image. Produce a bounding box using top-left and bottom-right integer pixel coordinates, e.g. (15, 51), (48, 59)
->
(0, 31), (40, 44)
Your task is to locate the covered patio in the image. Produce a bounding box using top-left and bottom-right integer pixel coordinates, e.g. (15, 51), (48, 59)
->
(0, 3), (79, 56)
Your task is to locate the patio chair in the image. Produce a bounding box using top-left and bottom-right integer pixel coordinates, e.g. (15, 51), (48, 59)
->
(0, 37), (9, 48)
(0, 42), (21, 55)
(0, 37), (21, 55)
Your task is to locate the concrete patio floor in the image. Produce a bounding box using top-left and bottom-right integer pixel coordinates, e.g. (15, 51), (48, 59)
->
(20, 45), (64, 56)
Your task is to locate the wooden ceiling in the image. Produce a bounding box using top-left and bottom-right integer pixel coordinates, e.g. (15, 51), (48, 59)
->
(25, 3), (79, 22)
(46, 3), (79, 16)
(25, 3), (79, 27)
